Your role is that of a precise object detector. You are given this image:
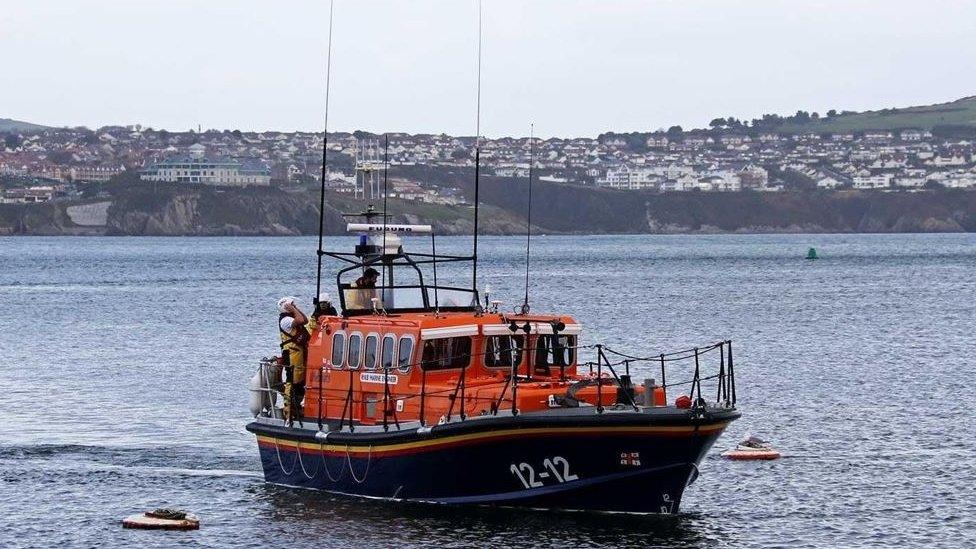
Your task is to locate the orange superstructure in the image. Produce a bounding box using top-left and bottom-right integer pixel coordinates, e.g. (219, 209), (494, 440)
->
(301, 310), (666, 429)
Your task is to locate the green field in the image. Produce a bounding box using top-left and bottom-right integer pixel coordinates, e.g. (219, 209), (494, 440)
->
(0, 118), (53, 133)
(773, 96), (976, 134)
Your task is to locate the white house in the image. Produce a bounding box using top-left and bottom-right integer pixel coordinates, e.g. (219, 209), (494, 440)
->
(645, 136), (669, 149)
(140, 144), (271, 186)
(816, 176), (843, 189)
(853, 172), (893, 189)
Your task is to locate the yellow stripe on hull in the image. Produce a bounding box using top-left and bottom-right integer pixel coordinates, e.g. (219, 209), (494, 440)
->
(256, 421), (731, 456)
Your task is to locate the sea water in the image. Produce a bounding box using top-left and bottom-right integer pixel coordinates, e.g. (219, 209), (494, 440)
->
(0, 234), (974, 548)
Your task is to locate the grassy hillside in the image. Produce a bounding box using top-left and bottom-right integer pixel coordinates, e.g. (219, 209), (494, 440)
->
(0, 118), (53, 133)
(774, 96), (976, 134)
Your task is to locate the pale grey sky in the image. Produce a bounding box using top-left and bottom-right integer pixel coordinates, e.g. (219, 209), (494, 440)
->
(2, 0), (976, 138)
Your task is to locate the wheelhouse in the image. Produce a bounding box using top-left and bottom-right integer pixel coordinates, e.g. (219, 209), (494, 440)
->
(303, 312), (590, 428)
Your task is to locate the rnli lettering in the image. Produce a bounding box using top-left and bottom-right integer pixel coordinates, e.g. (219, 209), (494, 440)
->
(360, 372), (399, 385)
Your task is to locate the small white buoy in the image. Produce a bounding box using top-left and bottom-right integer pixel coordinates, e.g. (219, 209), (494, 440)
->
(122, 509), (200, 530)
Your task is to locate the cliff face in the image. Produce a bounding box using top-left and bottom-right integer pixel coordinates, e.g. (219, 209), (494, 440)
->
(0, 184), (526, 236)
(2, 182), (976, 236)
(105, 187), (328, 236)
(474, 177), (976, 234)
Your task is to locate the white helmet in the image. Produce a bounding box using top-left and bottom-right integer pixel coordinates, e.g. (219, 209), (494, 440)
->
(318, 292), (331, 304)
(277, 296), (298, 313)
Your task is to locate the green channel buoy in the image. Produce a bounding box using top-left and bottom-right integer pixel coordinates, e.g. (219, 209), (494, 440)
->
(806, 247), (818, 260)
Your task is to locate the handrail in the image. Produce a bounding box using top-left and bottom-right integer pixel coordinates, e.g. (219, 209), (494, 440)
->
(383, 362), (391, 432)
(318, 365), (325, 431)
(444, 360), (467, 422)
(491, 374), (512, 415)
(595, 345), (604, 413)
(728, 340), (737, 405)
(253, 340), (737, 427)
(337, 368), (354, 431)
(596, 345), (639, 413)
(419, 368), (427, 426)
(338, 283), (481, 315)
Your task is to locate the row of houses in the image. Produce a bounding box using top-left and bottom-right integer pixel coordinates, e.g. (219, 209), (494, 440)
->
(3, 124), (976, 194)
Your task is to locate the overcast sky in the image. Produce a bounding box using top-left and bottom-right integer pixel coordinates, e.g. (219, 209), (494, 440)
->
(2, 0), (976, 138)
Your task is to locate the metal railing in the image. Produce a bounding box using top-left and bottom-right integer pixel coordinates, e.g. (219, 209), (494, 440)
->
(252, 339), (737, 430)
(594, 340), (737, 410)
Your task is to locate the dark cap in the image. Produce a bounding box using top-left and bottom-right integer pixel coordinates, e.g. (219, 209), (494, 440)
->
(363, 267), (380, 277)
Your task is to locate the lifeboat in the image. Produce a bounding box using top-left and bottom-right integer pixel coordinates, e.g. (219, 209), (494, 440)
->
(245, 220), (741, 514)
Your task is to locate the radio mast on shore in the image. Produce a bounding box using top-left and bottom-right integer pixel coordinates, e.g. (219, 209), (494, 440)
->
(355, 138), (384, 201)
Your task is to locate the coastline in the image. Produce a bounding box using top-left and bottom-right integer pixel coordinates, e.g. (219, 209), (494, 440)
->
(2, 183), (975, 236)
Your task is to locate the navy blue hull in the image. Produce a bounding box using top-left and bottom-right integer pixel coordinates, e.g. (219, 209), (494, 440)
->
(249, 412), (735, 514)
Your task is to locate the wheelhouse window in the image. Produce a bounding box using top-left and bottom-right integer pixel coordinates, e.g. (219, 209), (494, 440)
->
(331, 332), (345, 367)
(421, 337), (472, 371)
(397, 336), (415, 372)
(347, 332), (363, 369)
(484, 335), (524, 369)
(534, 335), (576, 374)
(364, 334), (379, 370)
(381, 335), (396, 371)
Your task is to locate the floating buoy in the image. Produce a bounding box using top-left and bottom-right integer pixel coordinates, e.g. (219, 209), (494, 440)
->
(806, 247), (818, 260)
(722, 446), (781, 460)
(122, 509), (200, 530)
(722, 435), (781, 460)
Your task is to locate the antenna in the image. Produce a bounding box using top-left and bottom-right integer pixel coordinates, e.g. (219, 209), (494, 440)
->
(520, 125), (535, 315)
(382, 133), (390, 288)
(471, 0), (483, 297)
(314, 0), (336, 304)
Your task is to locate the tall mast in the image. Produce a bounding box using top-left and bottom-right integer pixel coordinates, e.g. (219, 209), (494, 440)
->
(520, 124), (535, 315)
(471, 0), (483, 297)
(314, 0), (336, 303)
(382, 134), (390, 288)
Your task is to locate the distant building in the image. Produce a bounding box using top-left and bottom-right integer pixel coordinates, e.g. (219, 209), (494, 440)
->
(70, 165), (123, 182)
(597, 167), (659, 190)
(738, 165), (769, 189)
(899, 129), (931, 142)
(0, 185), (64, 204)
(853, 172), (892, 189)
(700, 172), (741, 192)
(645, 136), (669, 149)
(863, 131), (893, 142)
(140, 144), (271, 186)
(926, 153), (968, 167)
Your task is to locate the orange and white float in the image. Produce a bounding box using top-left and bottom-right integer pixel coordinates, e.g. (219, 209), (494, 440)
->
(722, 436), (781, 460)
(122, 509), (200, 530)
